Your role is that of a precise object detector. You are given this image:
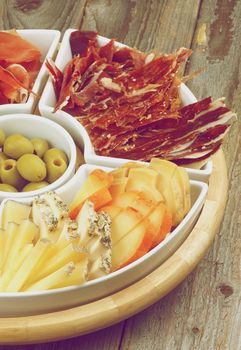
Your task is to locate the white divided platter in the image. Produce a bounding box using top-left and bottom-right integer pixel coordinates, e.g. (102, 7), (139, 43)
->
(39, 29), (212, 183)
(0, 114), (76, 202)
(0, 163), (208, 317)
(0, 29), (60, 115)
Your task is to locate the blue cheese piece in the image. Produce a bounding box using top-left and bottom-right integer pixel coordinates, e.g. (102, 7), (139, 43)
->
(31, 191), (68, 242)
(76, 200), (100, 245)
(78, 205), (112, 279)
(88, 250), (111, 279)
(57, 218), (79, 249)
(43, 191), (68, 221)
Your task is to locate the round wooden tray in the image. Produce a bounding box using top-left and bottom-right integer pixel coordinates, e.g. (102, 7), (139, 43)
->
(0, 150), (228, 345)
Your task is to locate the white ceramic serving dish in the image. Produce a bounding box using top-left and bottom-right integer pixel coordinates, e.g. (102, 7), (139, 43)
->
(0, 114), (76, 202)
(0, 163), (208, 317)
(0, 29), (60, 115)
(39, 29), (212, 183)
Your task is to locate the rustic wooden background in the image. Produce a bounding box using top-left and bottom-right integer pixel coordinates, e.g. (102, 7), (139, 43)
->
(0, 0), (240, 349)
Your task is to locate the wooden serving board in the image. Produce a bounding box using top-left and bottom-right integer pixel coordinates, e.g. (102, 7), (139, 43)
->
(0, 150), (228, 345)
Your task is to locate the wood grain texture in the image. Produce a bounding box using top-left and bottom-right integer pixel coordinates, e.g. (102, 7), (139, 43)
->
(0, 0), (240, 349)
(0, 323), (124, 350)
(81, 0), (201, 53)
(0, 0), (87, 33)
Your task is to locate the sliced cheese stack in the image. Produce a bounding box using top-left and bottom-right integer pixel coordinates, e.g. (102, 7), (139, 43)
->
(0, 197), (88, 292)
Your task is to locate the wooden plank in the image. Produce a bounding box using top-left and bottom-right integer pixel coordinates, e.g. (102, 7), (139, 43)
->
(81, 0), (201, 53)
(120, 0), (241, 349)
(0, 0), (240, 349)
(185, 0), (241, 173)
(0, 0), (87, 33)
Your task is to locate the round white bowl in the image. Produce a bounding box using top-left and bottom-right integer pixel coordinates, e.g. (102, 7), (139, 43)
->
(0, 114), (76, 201)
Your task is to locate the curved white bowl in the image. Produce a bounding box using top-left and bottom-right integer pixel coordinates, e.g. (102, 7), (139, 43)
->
(0, 114), (76, 201)
(0, 164), (208, 317)
(0, 29), (60, 115)
(39, 29), (212, 183)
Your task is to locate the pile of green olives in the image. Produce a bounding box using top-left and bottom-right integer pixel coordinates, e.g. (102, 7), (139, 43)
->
(0, 129), (69, 193)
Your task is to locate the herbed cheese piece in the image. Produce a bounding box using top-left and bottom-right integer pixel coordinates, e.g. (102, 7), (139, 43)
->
(76, 200), (100, 245)
(88, 250), (111, 279)
(86, 211), (112, 277)
(77, 200), (112, 278)
(32, 198), (58, 237)
(57, 218), (79, 248)
(97, 212), (112, 249)
(44, 191), (68, 221)
(31, 191), (68, 241)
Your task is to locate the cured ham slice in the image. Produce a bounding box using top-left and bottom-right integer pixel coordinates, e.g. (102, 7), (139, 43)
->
(98, 98), (235, 163)
(47, 31), (236, 167)
(0, 30), (41, 104)
(0, 31), (41, 68)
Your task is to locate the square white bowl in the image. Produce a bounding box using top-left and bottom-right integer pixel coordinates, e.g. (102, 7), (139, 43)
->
(0, 163), (208, 317)
(39, 29), (212, 183)
(0, 29), (60, 115)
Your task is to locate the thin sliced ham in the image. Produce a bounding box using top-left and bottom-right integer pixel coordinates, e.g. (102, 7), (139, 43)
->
(47, 31), (236, 167)
(0, 30), (41, 104)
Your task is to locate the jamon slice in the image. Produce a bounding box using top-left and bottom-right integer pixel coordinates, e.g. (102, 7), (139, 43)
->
(70, 31), (98, 57)
(0, 30), (41, 103)
(98, 98), (236, 166)
(0, 31), (41, 68)
(0, 66), (30, 103)
(45, 59), (63, 99)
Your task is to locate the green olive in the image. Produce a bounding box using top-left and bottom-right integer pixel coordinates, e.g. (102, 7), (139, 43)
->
(0, 159), (26, 190)
(31, 138), (49, 158)
(0, 183), (17, 192)
(22, 181), (49, 192)
(43, 148), (68, 165)
(4, 134), (34, 159)
(0, 152), (8, 166)
(0, 129), (5, 146)
(17, 154), (47, 182)
(46, 157), (67, 183)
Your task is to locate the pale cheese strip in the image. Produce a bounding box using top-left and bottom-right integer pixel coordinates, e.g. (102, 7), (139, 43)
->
(5, 239), (50, 292)
(26, 218), (79, 286)
(0, 229), (4, 276)
(3, 219), (38, 277)
(2, 222), (18, 271)
(25, 262), (79, 292)
(29, 243), (86, 283)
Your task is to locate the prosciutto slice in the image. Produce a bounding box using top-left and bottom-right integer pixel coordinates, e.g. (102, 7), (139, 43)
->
(0, 30), (41, 104)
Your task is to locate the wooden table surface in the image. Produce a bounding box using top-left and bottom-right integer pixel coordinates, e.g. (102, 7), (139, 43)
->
(0, 1), (240, 349)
